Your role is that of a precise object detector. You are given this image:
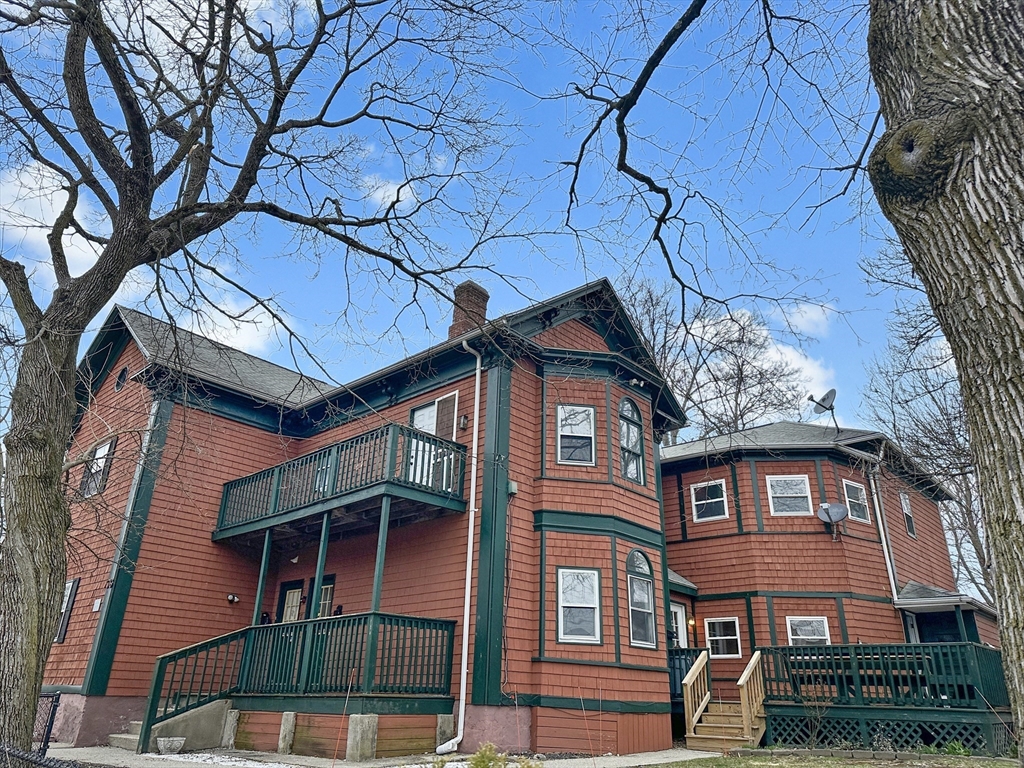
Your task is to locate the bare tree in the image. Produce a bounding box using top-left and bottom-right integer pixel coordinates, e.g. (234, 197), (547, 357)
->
(0, 0), (522, 746)
(563, 0), (1024, 752)
(620, 279), (807, 439)
(862, 246), (992, 602)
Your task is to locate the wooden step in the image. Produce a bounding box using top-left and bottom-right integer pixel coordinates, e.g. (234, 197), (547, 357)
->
(701, 712), (744, 725)
(694, 723), (745, 737)
(706, 701), (742, 713)
(685, 733), (751, 752)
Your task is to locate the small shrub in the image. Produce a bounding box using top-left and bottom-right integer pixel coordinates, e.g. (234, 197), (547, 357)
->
(468, 743), (540, 768)
(830, 739), (858, 751)
(870, 732), (896, 752)
(915, 743), (939, 754)
(942, 740), (971, 756)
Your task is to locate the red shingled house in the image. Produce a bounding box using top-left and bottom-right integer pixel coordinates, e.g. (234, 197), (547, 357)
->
(44, 280), (1008, 758)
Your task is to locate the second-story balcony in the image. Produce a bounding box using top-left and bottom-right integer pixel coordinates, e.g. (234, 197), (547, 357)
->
(214, 424), (467, 542)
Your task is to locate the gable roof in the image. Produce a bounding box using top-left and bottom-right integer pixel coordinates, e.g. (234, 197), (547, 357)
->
(896, 580), (996, 618)
(78, 280), (685, 432)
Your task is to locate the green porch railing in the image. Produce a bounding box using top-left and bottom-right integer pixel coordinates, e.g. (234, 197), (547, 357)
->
(137, 612), (456, 752)
(761, 643), (1008, 709)
(668, 647), (709, 701)
(218, 425), (466, 532)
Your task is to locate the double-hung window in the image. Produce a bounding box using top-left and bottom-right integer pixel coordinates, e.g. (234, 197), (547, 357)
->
(558, 568), (601, 643)
(787, 616), (831, 646)
(80, 437), (117, 497)
(900, 491), (917, 537)
(619, 399), (644, 484)
(691, 479), (728, 521)
(843, 479), (870, 523)
(557, 405), (596, 465)
(626, 550), (656, 648)
(766, 475), (813, 516)
(705, 617), (741, 658)
(54, 578), (79, 643)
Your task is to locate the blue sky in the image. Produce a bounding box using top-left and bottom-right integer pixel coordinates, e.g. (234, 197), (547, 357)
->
(1, 2), (899, 431)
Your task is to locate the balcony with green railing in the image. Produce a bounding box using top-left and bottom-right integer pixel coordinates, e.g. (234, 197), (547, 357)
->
(761, 642), (1008, 710)
(214, 424), (467, 541)
(137, 611), (456, 753)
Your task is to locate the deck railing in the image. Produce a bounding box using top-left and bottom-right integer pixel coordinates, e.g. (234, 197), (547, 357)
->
(137, 612), (456, 752)
(668, 647), (708, 700)
(738, 650), (765, 740)
(761, 642), (1008, 709)
(218, 425), (466, 532)
(681, 650), (711, 738)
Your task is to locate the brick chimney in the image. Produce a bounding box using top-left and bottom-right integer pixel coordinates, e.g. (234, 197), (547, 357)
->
(448, 280), (490, 339)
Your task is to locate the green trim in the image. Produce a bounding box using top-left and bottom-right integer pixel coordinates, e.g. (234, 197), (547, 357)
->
(745, 596), (756, 649)
(655, 448), (671, 654)
(955, 604), (968, 642)
(533, 510), (663, 548)
(83, 399), (173, 696)
(540, 377), (547, 477)
(699, 590), (892, 604)
(311, 512), (331, 618)
(730, 464), (746, 532)
(512, 694), (670, 714)
(836, 597), (850, 643)
(539, 529), (547, 656)
(605, 382), (614, 482)
(231, 695), (454, 715)
(748, 460), (764, 531)
(765, 596), (778, 646)
(472, 361), (512, 706)
(370, 498), (390, 612)
(610, 536), (621, 663)
(676, 474), (687, 542)
(252, 530), (273, 625)
(668, 580), (698, 597)
(531, 656), (668, 673)
(815, 459), (827, 503)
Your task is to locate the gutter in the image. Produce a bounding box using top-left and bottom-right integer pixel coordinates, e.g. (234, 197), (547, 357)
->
(894, 595), (998, 619)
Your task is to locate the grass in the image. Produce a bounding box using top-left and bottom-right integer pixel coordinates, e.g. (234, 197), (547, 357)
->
(646, 757), (1013, 768)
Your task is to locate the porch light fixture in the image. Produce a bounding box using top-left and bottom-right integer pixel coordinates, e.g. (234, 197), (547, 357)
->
(227, 594), (240, 603)
(458, 415), (469, 430)
(687, 617), (696, 627)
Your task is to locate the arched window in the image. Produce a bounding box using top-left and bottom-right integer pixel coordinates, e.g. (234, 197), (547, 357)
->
(619, 398), (644, 484)
(626, 549), (656, 648)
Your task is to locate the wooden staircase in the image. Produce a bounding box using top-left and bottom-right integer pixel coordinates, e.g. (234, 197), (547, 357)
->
(680, 650), (766, 753)
(685, 701), (766, 752)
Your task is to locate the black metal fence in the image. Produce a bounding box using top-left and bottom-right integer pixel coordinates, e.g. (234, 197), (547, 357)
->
(0, 742), (77, 768)
(33, 693), (60, 757)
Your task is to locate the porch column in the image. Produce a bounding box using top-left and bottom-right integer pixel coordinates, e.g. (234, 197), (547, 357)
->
(251, 529), (273, 625)
(955, 604), (969, 642)
(370, 496), (391, 612)
(310, 511), (332, 619)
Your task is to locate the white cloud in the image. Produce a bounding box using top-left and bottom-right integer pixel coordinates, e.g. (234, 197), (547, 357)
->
(0, 162), (104, 292)
(774, 343), (835, 403)
(361, 175), (417, 212)
(781, 302), (833, 338)
(185, 298), (284, 356)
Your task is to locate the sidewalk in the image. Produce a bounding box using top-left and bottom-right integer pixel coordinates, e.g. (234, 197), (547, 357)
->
(48, 744), (717, 768)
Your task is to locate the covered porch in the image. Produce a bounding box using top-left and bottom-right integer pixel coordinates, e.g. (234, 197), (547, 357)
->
(136, 424), (468, 753)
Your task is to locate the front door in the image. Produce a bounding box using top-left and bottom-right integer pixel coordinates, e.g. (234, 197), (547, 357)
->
(905, 612), (921, 643)
(277, 580), (304, 623)
(670, 604), (687, 648)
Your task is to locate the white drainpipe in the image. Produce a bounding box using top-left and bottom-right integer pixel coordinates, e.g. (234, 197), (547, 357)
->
(437, 340), (482, 755)
(868, 450), (900, 602)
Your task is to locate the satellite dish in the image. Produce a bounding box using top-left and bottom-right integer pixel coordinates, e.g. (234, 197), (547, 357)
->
(817, 503), (849, 524)
(809, 388), (837, 414)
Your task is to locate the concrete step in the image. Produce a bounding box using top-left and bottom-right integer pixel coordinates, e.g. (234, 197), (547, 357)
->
(108, 733), (140, 751)
(127, 721), (143, 736)
(685, 733), (751, 752)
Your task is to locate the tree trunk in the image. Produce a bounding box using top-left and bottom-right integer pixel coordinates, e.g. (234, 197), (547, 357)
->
(868, 2), (1024, 759)
(0, 331), (80, 748)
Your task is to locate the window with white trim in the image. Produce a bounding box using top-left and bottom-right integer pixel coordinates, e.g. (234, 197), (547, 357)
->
(54, 578), (79, 643)
(558, 568), (601, 643)
(843, 480), (870, 523)
(80, 437), (117, 497)
(410, 391), (459, 490)
(766, 475), (813, 516)
(787, 616), (831, 646)
(670, 604), (687, 648)
(900, 491), (917, 538)
(557, 405), (596, 465)
(705, 617), (741, 658)
(626, 550), (656, 648)
(691, 479), (728, 522)
(619, 399), (645, 484)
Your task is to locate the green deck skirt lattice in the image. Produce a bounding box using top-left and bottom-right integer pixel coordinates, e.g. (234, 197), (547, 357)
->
(765, 703), (1015, 756)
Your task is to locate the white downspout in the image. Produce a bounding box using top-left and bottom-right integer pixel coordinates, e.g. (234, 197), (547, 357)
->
(437, 340), (482, 755)
(867, 446), (900, 602)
